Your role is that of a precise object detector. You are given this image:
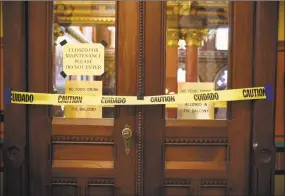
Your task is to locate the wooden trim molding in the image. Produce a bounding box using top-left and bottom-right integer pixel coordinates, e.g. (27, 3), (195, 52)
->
(143, 2), (166, 196)
(278, 41), (285, 51)
(164, 179), (227, 187)
(0, 2), (2, 37)
(227, 2), (254, 195)
(53, 160), (114, 169)
(136, 2), (145, 196)
(52, 135), (114, 145)
(113, 2), (139, 195)
(52, 117), (114, 126)
(3, 2), (28, 195)
(275, 40), (284, 141)
(88, 178), (114, 186)
(251, 2), (279, 195)
(166, 119), (228, 127)
(165, 137), (228, 145)
(52, 178), (78, 185)
(27, 2), (53, 195)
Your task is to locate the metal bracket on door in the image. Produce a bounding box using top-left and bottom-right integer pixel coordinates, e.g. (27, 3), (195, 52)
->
(122, 124), (132, 155)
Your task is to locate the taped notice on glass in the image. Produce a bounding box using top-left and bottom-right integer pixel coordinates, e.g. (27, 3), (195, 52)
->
(177, 82), (215, 119)
(63, 43), (105, 76)
(64, 80), (102, 118)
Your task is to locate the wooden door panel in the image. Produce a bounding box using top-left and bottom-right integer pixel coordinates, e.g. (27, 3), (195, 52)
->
(3, 1), (139, 196)
(163, 180), (227, 196)
(51, 119), (115, 189)
(165, 120), (228, 137)
(165, 120), (228, 182)
(144, 1), (277, 196)
(52, 183), (78, 196)
(51, 1), (139, 196)
(251, 2), (278, 195)
(3, 2), (29, 196)
(52, 178), (115, 196)
(162, 1), (234, 192)
(52, 119), (115, 180)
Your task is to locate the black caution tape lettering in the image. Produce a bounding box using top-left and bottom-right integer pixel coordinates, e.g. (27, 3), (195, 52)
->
(58, 95), (83, 104)
(242, 88), (266, 98)
(193, 93), (219, 101)
(12, 93), (34, 103)
(101, 97), (126, 104)
(150, 96), (175, 103)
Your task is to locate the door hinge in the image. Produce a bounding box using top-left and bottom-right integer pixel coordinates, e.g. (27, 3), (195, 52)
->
(0, 110), (4, 122)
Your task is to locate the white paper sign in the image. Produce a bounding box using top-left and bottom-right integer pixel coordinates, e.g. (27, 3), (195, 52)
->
(177, 82), (215, 119)
(64, 80), (102, 118)
(63, 43), (104, 76)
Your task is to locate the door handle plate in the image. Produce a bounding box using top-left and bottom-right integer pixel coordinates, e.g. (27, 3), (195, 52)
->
(122, 125), (132, 155)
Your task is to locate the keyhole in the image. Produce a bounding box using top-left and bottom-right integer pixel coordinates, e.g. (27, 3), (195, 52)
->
(6, 146), (21, 161)
(259, 149), (272, 163)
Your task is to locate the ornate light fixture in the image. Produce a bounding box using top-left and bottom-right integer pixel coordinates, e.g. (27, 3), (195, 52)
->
(53, 23), (65, 44)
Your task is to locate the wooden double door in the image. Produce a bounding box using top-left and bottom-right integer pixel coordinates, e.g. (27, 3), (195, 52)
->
(2, 1), (278, 196)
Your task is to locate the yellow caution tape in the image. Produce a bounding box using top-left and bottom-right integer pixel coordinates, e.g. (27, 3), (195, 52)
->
(6, 86), (270, 106)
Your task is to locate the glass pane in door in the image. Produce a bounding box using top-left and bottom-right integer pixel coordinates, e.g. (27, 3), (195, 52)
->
(53, 1), (116, 119)
(165, 1), (229, 120)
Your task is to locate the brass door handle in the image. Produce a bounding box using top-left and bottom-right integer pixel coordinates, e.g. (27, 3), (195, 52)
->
(122, 125), (132, 155)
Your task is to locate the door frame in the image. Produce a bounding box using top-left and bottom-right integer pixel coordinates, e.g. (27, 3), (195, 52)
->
(251, 2), (279, 195)
(2, 1), (279, 196)
(3, 2), (52, 196)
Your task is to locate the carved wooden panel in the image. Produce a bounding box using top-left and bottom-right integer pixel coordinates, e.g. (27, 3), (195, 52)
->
(51, 120), (116, 195)
(52, 178), (79, 196)
(51, 119), (116, 175)
(51, 121), (116, 196)
(164, 179), (191, 196)
(163, 179), (227, 196)
(165, 142), (227, 163)
(200, 180), (227, 196)
(52, 136), (115, 170)
(164, 120), (229, 189)
(52, 178), (116, 196)
(87, 179), (114, 196)
(51, 178), (116, 196)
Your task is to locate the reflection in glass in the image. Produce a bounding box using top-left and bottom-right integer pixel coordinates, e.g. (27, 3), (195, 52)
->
(53, 1), (116, 118)
(214, 66), (227, 119)
(166, 1), (229, 119)
(214, 66), (228, 90)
